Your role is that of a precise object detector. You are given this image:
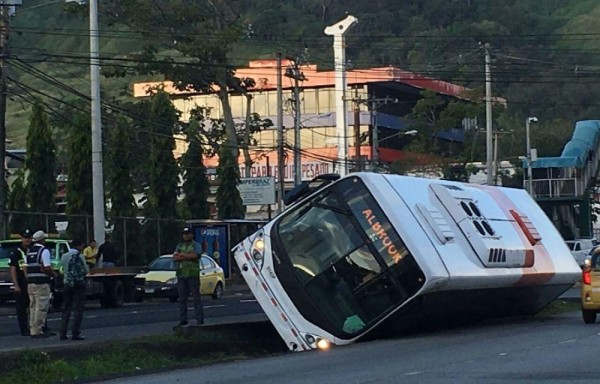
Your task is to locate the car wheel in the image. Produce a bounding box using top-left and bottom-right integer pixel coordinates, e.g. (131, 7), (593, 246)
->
(212, 282), (224, 300)
(582, 309), (597, 324)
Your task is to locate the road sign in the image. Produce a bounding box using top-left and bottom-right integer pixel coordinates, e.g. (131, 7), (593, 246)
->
(237, 177), (276, 205)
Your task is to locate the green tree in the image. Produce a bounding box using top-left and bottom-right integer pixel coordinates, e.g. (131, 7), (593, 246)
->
(64, 108), (93, 241)
(143, 91), (180, 255)
(25, 104), (57, 231)
(216, 145), (244, 219)
(106, 115), (141, 265)
(7, 170), (28, 234)
(103, 0), (246, 152)
(180, 118), (210, 219)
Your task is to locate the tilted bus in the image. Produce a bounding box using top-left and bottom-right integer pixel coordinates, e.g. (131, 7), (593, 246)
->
(233, 173), (580, 351)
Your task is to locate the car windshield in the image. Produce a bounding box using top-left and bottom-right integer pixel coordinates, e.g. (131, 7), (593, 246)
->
(149, 257), (177, 271)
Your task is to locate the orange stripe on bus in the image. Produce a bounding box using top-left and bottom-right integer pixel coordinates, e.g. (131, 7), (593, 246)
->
(471, 185), (555, 286)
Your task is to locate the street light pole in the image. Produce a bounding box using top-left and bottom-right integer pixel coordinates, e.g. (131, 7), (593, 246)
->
(526, 117), (538, 195)
(484, 44), (493, 186)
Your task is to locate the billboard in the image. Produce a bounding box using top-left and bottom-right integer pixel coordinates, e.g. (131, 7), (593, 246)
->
(194, 225), (228, 277)
(237, 177), (276, 205)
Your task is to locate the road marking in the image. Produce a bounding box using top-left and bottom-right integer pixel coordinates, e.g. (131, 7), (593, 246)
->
(240, 299), (257, 303)
(188, 305), (225, 309)
(558, 339), (576, 344)
(405, 371), (423, 376)
(499, 353), (508, 356)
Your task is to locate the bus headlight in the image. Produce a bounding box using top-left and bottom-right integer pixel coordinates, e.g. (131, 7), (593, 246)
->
(316, 338), (331, 351)
(304, 333), (331, 351)
(251, 231), (266, 268)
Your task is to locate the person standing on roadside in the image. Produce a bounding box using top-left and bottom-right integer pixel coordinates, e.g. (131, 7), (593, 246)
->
(97, 234), (117, 268)
(9, 229), (32, 336)
(173, 227), (204, 327)
(83, 240), (98, 269)
(60, 239), (88, 341)
(26, 230), (55, 338)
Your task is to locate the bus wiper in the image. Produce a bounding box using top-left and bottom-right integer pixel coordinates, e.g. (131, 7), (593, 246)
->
(310, 202), (352, 215)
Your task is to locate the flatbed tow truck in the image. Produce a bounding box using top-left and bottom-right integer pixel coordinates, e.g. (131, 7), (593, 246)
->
(0, 237), (144, 308)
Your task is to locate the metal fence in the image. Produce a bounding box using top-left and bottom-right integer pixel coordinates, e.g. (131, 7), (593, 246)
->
(1, 210), (186, 267)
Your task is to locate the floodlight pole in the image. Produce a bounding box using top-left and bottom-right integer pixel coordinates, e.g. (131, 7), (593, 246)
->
(325, 15), (358, 177)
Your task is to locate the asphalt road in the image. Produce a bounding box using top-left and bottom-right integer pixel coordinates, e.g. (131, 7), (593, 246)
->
(101, 311), (599, 384)
(0, 295), (262, 337)
(0, 291), (263, 345)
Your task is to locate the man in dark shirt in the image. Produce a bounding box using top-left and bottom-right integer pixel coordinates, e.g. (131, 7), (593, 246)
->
(9, 229), (32, 336)
(98, 234), (117, 268)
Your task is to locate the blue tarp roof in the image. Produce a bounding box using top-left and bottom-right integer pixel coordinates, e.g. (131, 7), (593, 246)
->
(529, 120), (600, 169)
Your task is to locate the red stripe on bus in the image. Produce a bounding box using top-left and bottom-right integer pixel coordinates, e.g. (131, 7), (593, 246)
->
(291, 328), (298, 337)
(281, 313), (288, 322)
(244, 252), (251, 261)
(252, 267), (259, 276)
(472, 185), (555, 286)
(262, 282), (269, 292)
(271, 298), (278, 307)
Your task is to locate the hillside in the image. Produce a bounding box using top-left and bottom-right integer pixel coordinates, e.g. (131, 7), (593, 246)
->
(6, 0), (600, 155)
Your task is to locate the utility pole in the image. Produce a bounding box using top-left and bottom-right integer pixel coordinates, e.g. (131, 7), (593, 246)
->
(276, 53), (285, 213)
(484, 43), (493, 186)
(0, 4), (10, 231)
(352, 96), (398, 170)
(285, 59), (306, 187)
(90, 0), (105, 245)
(354, 97), (361, 172)
(325, 15), (358, 177)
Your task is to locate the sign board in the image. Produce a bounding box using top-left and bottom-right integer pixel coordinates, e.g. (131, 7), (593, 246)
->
(237, 177), (276, 205)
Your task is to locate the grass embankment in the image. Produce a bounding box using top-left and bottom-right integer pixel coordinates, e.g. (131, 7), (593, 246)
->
(536, 299), (581, 318)
(0, 322), (286, 384)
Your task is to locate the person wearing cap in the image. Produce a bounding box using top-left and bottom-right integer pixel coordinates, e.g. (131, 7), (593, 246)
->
(173, 226), (204, 327)
(9, 228), (32, 336)
(26, 230), (55, 338)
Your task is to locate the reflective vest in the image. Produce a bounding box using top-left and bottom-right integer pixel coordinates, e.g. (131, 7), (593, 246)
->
(25, 243), (51, 284)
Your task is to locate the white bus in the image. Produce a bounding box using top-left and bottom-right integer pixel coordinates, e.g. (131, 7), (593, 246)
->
(233, 173), (580, 351)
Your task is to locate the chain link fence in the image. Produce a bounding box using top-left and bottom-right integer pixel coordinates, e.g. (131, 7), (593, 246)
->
(1, 210), (186, 267)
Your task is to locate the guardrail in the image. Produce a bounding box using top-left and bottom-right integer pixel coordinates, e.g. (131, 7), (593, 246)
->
(531, 178), (582, 198)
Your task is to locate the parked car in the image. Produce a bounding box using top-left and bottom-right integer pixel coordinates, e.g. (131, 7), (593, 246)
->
(135, 254), (225, 302)
(581, 249), (600, 323)
(566, 238), (598, 266)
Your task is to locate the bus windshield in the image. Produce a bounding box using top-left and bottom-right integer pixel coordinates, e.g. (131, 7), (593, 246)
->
(273, 177), (425, 338)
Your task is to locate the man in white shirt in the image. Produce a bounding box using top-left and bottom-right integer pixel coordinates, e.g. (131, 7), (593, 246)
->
(26, 230), (55, 338)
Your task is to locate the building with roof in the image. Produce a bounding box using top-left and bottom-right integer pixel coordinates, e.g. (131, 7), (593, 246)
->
(133, 59), (479, 183)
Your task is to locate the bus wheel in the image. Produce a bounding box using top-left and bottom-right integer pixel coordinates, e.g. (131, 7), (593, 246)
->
(582, 309), (597, 324)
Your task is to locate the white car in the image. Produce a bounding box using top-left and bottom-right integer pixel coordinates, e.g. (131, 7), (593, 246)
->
(566, 239), (598, 266)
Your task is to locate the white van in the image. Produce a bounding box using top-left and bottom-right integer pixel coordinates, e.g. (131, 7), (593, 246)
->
(566, 238), (598, 266)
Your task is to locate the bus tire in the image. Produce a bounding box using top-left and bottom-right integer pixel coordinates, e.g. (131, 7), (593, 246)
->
(583, 309), (597, 324)
(212, 282), (223, 300)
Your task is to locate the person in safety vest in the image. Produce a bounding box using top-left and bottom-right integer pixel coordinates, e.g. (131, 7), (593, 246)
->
(26, 230), (56, 338)
(173, 226), (204, 328)
(9, 228), (32, 336)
